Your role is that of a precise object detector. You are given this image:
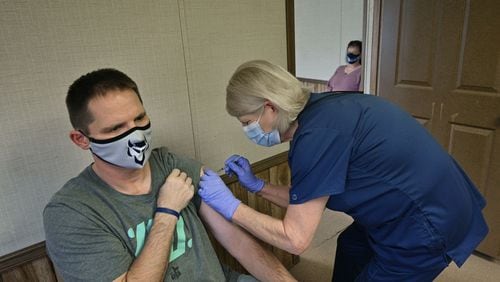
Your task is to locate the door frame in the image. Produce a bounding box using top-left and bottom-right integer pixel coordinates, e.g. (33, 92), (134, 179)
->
(364, 0), (382, 95)
(285, 0), (295, 75)
(285, 0), (381, 94)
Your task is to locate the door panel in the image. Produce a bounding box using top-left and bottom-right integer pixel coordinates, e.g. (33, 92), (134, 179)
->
(378, 0), (500, 258)
(439, 0), (500, 257)
(378, 0), (439, 122)
(456, 0), (499, 93)
(448, 125), (495, 195)
(396, 0), (437, 88)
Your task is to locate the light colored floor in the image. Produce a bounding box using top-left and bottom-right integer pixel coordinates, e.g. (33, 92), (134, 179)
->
(289, 210), (500, 282)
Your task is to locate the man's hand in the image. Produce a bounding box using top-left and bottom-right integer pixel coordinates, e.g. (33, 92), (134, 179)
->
(198, 169), (241, 220)
(157, 168), (194, 212)
(224, 155), (264, 193)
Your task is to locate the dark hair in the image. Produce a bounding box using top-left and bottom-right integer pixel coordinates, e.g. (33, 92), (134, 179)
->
(347, 40), (362, 63)
(66, 68), (142, 134)
(347, 40), (362, 53)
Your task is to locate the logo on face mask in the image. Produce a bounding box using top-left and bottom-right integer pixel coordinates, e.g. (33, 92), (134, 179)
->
(127, 139), (149, 166)
(88, 122), (153, 169)
(346, 53), (360, 64)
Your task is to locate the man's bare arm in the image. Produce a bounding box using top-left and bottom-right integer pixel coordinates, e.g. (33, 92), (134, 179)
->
(198, 167), (296, 281)
(199, 202), (296, 281)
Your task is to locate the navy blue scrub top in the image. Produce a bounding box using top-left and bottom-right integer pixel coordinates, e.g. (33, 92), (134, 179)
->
(288, 92), (488, 267)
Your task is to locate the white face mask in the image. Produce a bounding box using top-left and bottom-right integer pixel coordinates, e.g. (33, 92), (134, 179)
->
(87, 122), (152, 169)
(242, 108), (281, 147)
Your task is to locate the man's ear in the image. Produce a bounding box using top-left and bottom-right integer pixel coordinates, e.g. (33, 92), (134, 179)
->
(69, 130), (90, 150)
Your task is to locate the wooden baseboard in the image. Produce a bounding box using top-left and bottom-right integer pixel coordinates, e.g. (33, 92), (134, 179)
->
(0, 242), (48, 273)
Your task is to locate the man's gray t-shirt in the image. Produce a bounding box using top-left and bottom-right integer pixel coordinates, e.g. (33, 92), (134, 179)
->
(43, 147), (229, 281)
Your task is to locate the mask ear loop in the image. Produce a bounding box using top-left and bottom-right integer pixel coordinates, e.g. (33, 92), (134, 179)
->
(255, 105), (266, 124)
(257, 103), (281, 135)
(78, 129), (88, 137)
(78, 129), (96, 143)
(76, 129), (98, 158)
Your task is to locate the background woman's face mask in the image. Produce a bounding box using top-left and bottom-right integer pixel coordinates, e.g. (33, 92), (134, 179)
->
(346, 52), (360, 64)
(243, 108), (281, 147)
(87, 122), (153, 169)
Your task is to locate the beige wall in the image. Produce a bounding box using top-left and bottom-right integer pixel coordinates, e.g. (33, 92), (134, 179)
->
(179, 0), (289, 169)
(0, 0), (288, 256)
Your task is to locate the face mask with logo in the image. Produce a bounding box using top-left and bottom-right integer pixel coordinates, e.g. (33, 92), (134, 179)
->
(243, 108), (281, 147)
(86, 122), (153, 169)
(346, 52), (360, 64)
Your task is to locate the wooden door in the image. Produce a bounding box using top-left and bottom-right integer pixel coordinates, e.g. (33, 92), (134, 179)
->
(378, 0), (500, 258)
(378, 0), (441, 131)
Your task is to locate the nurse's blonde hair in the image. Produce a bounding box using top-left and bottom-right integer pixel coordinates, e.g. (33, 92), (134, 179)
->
(226, 60), (311, 134)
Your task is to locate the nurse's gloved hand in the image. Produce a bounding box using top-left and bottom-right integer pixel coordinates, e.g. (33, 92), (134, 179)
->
(199, 169), (241, 221)
(224, 155), (265, 193)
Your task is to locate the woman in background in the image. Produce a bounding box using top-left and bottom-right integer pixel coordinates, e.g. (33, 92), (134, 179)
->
(326, 40), (362, 92)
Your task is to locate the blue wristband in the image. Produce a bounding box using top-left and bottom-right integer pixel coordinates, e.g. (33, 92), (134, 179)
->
(155, 207), (180, 219)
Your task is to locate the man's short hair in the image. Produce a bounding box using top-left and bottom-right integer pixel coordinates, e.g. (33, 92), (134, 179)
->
(66, 68), (143, 134)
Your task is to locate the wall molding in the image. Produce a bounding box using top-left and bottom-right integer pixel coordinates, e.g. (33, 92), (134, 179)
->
(297, 77), (328, 84)
(0, 242), (48, 273)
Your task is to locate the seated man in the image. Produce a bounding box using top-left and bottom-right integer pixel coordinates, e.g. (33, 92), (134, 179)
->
(43, 68), (296, 282)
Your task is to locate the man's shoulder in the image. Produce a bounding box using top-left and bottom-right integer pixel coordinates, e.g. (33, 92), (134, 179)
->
(150, 146), (201, 171)
(45, 166), (97, 210)
(151, 146), (169, 155)
(151, 146), (192, 160)
(150, 146), (173, 163)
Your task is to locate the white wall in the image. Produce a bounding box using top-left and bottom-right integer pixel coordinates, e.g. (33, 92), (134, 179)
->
(295, 0), (364, 81)
(0, 0), (287, 256)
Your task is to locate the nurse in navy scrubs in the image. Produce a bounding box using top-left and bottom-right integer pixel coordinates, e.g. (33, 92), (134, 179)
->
(198, 60), (488, 281)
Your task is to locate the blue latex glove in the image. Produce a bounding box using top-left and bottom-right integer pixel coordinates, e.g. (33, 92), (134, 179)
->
(224, 155), (265, 193)
(199, 169), (241, 220)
